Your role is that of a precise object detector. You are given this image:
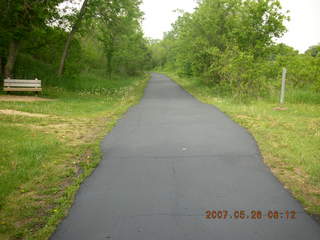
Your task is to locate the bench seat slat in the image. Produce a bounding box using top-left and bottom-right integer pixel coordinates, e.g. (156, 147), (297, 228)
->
(3, 88), (42, 92)
(4, 79), (41, 84)
(4, 83), (41, 87)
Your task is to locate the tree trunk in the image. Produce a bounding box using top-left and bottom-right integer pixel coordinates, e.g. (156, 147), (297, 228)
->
(58, 0), (90, 76)
(4, 40), (20, 78)
(107, 52), (113, 79)
(58, 28), (75, 76)
(0, 56), (3, 77)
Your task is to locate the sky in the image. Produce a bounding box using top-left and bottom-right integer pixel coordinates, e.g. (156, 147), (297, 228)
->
(141, 0), (320, 53)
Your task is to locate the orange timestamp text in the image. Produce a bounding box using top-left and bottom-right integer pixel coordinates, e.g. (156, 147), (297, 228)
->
(204, 210), (296, 220)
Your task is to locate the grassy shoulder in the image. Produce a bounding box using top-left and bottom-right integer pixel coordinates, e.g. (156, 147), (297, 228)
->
(0, 74), (149, 240)
(162, 71), (320, 219)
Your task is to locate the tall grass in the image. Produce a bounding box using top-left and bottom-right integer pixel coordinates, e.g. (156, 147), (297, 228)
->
(13, 54), (59, 87)
(285, 88), (320, 104)
(11, 54), (141, 95)
(171, 72), (320, 105)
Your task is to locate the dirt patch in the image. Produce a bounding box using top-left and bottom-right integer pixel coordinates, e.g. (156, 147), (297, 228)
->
(0, 95), (54, 102)
(236, 114), (252, 119)
(273, 107), (288, 111)
(0, 109), (49, 118)
(11, 115), (111, 146)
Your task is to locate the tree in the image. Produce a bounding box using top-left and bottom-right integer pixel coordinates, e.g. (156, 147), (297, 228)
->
(96, 0), (144, 77)
(0, 0), (64, 77)
(151, 0), (289, 98)
(305, 43), (320, 57)
(58, 0), (90, 76)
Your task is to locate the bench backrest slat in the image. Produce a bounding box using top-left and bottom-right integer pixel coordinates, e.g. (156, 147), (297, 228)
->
(4, 83), (41, 87)
(4, 79), (41, 84)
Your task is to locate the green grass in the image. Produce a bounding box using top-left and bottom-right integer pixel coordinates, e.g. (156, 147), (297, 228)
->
(0, 73), (149, 240)
(163, 71), (320, 217)
(0, 126), (61, 208)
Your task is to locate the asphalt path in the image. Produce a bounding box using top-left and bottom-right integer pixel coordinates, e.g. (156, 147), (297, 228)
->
(51, 73), (320, 240)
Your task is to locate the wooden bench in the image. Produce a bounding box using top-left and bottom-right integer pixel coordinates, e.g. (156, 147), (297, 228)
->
(3, 78), (42, 93)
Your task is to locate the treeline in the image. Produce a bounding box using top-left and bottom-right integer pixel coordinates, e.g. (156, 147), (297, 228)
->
(0, 0), (151, 89)
(150, 0), (320, 100)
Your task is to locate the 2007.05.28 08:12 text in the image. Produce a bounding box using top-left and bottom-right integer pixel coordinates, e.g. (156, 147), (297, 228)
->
(205, 210), (296, 220)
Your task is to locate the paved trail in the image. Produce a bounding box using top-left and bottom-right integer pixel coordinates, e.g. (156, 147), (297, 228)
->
(51, 73), (320, 240)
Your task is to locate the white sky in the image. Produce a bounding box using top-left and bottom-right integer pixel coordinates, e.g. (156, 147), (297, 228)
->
(141, 0), (320, 53)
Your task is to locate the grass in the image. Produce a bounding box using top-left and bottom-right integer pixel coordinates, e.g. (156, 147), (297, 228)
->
(163, 71), (320, 219)
(0, 73), (149, 240)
